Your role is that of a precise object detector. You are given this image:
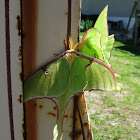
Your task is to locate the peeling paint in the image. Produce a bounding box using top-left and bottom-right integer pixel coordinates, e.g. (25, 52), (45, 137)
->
(48, 112), (56, 117)
(22, 123), (25, 139)
(18, 94), (22, 103)
(18, 46), (22, 60)
(64, 115), (68, 118)
(39, 104), (43, 109)
(16, 15), (21, 36)
(19, 72), (23, 81)
(65, 12), (68, 15)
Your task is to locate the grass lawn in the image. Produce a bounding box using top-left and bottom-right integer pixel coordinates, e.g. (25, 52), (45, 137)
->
(80, 32), (140, 140)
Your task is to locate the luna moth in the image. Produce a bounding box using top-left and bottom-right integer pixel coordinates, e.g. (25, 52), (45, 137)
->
(24, 6), (121, 140)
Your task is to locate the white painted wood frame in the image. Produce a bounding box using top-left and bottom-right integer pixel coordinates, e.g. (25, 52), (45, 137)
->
(0, 0), (24, 140)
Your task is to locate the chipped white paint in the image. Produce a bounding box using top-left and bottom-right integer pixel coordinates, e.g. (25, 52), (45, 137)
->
(9, 0), (24, 139)
(37, 99), (57, 140)
(0, 0), (23, 140)
(62, 98), (74, 139)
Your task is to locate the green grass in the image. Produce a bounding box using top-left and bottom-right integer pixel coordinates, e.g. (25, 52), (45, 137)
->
(81, 32), (140, 140)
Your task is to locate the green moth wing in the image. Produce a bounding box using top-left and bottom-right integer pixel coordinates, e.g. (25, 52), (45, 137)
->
(104, 34), (115, 66)
(70, 55), (116, 93)
(81, 5), (108, 49)
(79, 6), (115, 68)
(79, 5), (109, 63)
(79, 28), (105, 62)
(94, 5), (109, 49)
(24, 51), (117, 140)
(24, 51), (116, 102)
(23, 57), (69, 102)
(23, 5), (119, 140)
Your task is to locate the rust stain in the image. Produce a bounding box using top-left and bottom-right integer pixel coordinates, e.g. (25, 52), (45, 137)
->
(70, 114), (73, 118)
(87, 129), (92, 138)
(73, 96), (79, 139)
(65, 12), (68, 15)
(34, 103), (37, 107)
(83, 98), (86, 103)
(82, 94), (88, 108)
(18, 46), (22, 61)
(77, 101), (86, 140)
(84, 122), (88, 127)
(22, 0), (38, 80)
(48, 112), (56, 117)
(73, 95), (86, 139)
(73, 130), (82, 138)
(39, 104), (43, 109)
(18, 94), (23, 103)
(22, 123), (25, 139)
(25, 100), (38, 140)
(78, 93), (93, 139)
(19, 72), (23, 81)
(64, 115), (68, 118)
(73, 94), (87, 140)
(83, 111), (87, 115)
(16, 15), (21, 36)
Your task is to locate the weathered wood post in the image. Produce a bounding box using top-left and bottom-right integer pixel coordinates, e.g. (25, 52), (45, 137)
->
(23, 0), (93, 139)
(0, 0), (24, 139)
